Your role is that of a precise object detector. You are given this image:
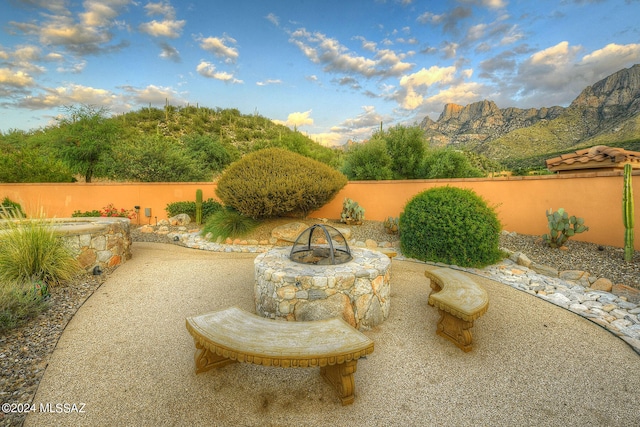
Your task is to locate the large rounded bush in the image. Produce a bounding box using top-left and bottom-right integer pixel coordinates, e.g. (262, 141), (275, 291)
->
(400, 186), (503, 268)
(215, 148), (347, 219)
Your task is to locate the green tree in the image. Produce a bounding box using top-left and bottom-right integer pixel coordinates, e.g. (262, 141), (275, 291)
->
(181, 134), (237, 178)
(342, 139), (393, 180)
(0, 149), (73, 183)
(376, 125), (425, 179)
(56, 105), (121, 182)
(108, 135), (205, 182)
(421, 148), (484, 179)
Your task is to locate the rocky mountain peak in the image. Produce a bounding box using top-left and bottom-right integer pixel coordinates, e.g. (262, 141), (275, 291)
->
(570, 64), (640, 118)
(420, 64), (640, 149)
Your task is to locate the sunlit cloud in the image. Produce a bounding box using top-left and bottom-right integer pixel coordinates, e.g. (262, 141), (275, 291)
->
(396, 65), (457, 109)
(198, 35), (239, 63)
(139, 19), (185, 38)
(0, 68), (35, 87)
(196, 60), (243, 83)
(120, 83), (182, 104)
(139, 1), (185, 38)
(288, 28), (413, 79)
(273, 110), (314, 127)
(256, 79), (282, 86)
(16, 84), (117, 109)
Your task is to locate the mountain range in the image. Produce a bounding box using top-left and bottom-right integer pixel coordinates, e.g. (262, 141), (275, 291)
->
(419, 64), (640, 169)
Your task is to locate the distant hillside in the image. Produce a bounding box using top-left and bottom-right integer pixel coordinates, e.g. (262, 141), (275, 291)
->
(117, 105), (341, 167)
(420, 64), (640, 169)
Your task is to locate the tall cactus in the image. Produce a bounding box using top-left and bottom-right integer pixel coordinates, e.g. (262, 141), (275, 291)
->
(623, 164), (635, 261)
(195, 189), (203, 225)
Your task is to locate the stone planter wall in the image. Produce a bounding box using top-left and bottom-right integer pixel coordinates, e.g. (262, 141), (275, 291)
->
(56, 217), (132, 271)
(254, 247), (391, 330)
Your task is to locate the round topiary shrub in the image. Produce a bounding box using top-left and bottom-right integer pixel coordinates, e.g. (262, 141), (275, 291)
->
(399, 186), (503, 268)
(215, 148), (347, 219)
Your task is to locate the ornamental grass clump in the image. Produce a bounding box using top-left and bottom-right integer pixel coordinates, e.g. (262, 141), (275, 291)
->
(400, 186), (503, 268)
(202, 208), (259, 241)
(0, 215), (80, 287)
(215, 148), (347, 219)
(0, 280), (49, 332)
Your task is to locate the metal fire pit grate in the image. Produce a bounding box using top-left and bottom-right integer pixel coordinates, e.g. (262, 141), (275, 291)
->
(290, 224), (352, 265)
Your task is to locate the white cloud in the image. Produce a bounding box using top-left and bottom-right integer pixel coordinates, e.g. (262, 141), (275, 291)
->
(289, 28), (413, 79)
(256, 79), (282, 86)
(0, 68), (35, 87)
(121, 84), (181, 104)
(17, 84), (116, 109)
(139, 19), (185, 38)
(581, 43), (640, 67)
(273, 110), (314, 128)
(397, 65), (457, 108)
(139, 1), (184, 38)
(80, 0), (129, 27)
(196, 60), (243, 83)
(265, 13), (279, 26)
(198, 35), (239, 63)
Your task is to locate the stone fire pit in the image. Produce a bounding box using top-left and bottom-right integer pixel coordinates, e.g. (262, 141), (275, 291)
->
(254, 246), (391, 330)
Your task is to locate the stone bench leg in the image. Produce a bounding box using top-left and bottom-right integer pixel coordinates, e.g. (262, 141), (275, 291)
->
(193, 341), (237, 374)
(320, 360), (358, 406)
(435, 309), (474, 352)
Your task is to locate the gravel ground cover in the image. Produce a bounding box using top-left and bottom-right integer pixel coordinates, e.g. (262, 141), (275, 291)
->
(1, 219), (638, 426)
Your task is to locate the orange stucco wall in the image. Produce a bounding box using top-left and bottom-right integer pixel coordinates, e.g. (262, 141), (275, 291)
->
(1, 170), (639, 249)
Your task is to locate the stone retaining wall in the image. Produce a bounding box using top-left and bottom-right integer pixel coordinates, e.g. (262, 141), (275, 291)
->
(56, 217), (132, 272)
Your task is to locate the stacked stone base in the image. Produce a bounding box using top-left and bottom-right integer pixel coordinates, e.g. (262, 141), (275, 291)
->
(254, 247), (391, 330)
(57, 217), (132, 272)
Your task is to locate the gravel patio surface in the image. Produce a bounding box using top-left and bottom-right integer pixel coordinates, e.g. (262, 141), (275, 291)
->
(22, 242), (640, 427)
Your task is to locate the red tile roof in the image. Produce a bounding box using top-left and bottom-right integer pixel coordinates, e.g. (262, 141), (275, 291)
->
(546, 145), (640, 172)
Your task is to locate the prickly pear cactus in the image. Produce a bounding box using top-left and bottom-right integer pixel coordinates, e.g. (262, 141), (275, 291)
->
(542, 208), (589, 248)
(623, 164), (634, 261)
(340, 198), (365, 225)
(383, 216), (399, 234)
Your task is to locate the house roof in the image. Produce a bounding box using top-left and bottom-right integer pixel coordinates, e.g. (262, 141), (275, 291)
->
(545, 145), (640, 172)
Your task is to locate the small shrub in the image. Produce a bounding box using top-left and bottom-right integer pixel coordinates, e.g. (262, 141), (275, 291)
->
(0, 217), (80, 287)
(71, 204), (135, 219)
(542, 208), (589, 248)
(1, 197), (25, 218)
(202, 208), (258, 241)
(165, 199), (222, 222)
(340, 198), (365, 224)
(100, 203), (136, 219)
(72, 209), (101, 217)
(0, 280), (49, 333)
(400, 186), (503, 268)
(215, 148), (347, 219)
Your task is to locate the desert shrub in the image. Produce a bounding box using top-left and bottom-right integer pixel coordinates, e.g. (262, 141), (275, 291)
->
(0, 217), (80, 287)
(202, 208), (258, 241)
(71, 204), (136, 219)
(400, 186), (503, 268)
(420, 148), (484, 179)
(1, 197), (25, 218)
(165, 199), (223, 222)
(72, 209), (101, 217)
(216, 148), (347, 219)
(0, 280), (49, 332)
(341, 139), (393, 180)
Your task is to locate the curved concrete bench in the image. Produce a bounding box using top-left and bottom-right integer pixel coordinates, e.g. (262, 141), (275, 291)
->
(185, 307), (374, 405)
(425, 268), (489, 352)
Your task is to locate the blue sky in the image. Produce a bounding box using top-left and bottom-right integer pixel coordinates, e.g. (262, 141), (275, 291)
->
(1, 0), (639, 146)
